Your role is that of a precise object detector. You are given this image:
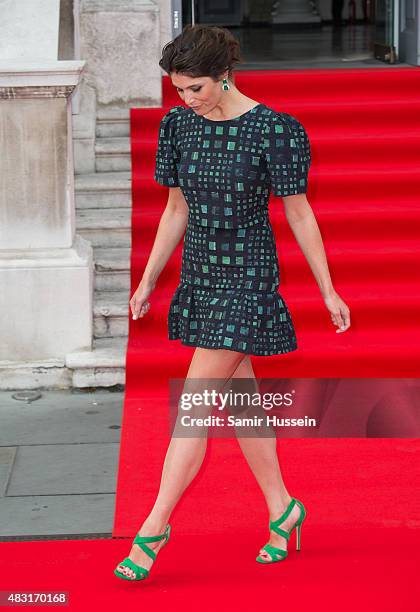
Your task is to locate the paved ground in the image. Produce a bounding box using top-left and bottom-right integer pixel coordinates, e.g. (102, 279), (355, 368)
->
(0, 389), (124, 539)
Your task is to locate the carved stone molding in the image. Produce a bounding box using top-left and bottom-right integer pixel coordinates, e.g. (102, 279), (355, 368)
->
(0, 85), (76, 99)
(0, 60), (86, 89)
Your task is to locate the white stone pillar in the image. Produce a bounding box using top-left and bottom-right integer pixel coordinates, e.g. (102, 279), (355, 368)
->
(0, 0), (60, 59)
(79, 0), (160, 110)
(72, 0), (160, 173)
(0, 61), (94, 367)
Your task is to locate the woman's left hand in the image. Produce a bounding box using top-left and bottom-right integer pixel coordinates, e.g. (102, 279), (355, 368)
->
(323, 290), (351, 333)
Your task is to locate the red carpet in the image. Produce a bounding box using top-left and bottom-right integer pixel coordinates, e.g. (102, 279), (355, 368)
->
(128, 68), (420, 382)
(1, 521), (419, 610)
(106, 69), (420, 604)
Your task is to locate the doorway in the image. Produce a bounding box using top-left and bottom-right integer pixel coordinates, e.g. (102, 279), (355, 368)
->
(177, 0), (412, 68)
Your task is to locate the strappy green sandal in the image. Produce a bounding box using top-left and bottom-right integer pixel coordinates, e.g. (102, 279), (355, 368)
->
(114, 523), (171, 581)
(256, 498), (306, 564)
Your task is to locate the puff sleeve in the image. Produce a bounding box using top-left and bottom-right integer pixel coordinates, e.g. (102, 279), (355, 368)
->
(263, 113), (311, 197)
(153, 106), (183, 187)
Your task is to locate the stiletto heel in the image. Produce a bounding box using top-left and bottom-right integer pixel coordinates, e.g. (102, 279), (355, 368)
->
(296, 523), (302, 551)
(256, 497), (306, 564)
(114, 523), (171, 581)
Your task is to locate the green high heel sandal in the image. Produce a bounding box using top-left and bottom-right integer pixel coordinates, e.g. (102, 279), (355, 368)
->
(256, 498), (306, 564)
(114, 523), (171, 581)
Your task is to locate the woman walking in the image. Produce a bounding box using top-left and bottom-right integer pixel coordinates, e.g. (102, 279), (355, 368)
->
(114, 24), (350, 581)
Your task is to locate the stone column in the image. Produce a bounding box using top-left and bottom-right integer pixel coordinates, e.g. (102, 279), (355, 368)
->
(0, 0), (60, 59)
(79, 0), (160, 110)
(0, 61), (93, 372)
(72, 0), (160, 173)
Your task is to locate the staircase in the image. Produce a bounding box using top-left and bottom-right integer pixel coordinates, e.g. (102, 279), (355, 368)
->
(67, 110), (133, 388)
(126, 69), (420, 383)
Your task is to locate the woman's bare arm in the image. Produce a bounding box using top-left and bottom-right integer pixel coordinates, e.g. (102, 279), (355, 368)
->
(282, 193), (351, 332)
(141, 187), (189, 287)
(130, 187), (189, 319)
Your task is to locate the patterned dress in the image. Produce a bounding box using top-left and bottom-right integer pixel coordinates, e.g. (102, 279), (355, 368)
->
(153, 103), (311, 356)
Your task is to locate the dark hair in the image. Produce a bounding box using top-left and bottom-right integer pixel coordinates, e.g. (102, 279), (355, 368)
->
(158, 24), (242, 82)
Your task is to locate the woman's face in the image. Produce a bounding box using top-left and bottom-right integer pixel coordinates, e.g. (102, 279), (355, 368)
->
(170, 72), (227, 115)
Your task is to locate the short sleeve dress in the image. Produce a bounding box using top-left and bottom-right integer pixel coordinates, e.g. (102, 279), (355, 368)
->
(153, 103), (311, 356)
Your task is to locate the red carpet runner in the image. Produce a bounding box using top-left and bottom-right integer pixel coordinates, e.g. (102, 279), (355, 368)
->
(110, 69), (420, 600)
(127, 67), (420, 385)
(1, 517), (418, 610)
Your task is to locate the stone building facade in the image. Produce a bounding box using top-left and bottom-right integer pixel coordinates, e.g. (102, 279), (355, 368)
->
(0, 0), (171, 389)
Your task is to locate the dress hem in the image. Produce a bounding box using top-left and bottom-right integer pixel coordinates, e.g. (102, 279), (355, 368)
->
(168, 334), (298, 357)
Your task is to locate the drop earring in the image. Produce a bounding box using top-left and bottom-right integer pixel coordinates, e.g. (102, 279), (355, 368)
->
(222, 78), (230, 91)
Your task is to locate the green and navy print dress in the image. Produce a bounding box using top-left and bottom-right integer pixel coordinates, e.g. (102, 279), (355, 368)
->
(153, 103), (311, 356)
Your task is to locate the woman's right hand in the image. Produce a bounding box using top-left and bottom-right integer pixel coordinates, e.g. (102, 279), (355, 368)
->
(130, 279), (155, 320)
(322, 288), (351, 333)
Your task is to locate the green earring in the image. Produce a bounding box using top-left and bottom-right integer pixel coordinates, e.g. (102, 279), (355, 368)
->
(222, 78), (230, 91)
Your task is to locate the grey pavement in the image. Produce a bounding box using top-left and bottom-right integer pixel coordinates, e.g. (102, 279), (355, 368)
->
(0, 389), (124, 539)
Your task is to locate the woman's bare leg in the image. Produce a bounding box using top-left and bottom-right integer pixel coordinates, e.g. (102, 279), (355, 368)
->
(117, 347), (247, 579)
(228, 356), (303, 561)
